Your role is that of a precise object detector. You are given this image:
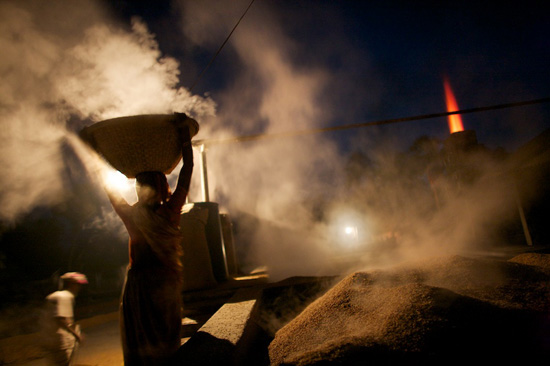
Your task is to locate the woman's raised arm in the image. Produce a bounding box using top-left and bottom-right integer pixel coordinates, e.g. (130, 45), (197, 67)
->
(168, 114), (194, 212)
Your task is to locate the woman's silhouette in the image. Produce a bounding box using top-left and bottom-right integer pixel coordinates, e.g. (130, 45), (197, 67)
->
(106, 114), (194, 365)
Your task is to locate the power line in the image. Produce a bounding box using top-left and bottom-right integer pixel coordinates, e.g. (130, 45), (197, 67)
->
(189, 0), (256, 92)
(192, 97), (550, 147)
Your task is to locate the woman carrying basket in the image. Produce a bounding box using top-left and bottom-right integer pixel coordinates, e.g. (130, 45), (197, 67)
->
(106, 114), (194, 365)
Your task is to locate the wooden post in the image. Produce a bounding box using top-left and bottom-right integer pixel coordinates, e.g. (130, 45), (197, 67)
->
(514, 180), (533, 246)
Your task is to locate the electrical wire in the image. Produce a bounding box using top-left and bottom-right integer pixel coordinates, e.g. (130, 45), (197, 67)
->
(189, 0), (256, 92)
(184, 1), (549, 147)
(192, 96), (550, 146)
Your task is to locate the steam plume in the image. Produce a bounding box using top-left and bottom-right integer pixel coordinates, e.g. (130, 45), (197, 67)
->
(181, 0), (348, 278)
(0, 0), (531, 281)
(179, 0), (523, 279)
(0, 0), (215, 224)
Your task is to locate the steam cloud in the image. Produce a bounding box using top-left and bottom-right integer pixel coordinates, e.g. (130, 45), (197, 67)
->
(0, 0), (530, 281)
(181, 0), (347, 278)
(180, 0), (524, 279)
(0, 0), (215, 224)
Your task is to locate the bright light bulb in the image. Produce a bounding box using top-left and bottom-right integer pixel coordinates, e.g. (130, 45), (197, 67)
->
(343, 226), (358, 242)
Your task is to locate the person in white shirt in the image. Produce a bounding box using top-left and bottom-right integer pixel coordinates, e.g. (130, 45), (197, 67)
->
(43, 272), (88, 366)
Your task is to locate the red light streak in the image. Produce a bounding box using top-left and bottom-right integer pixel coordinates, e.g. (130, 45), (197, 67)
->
(443, 77), (465, 134)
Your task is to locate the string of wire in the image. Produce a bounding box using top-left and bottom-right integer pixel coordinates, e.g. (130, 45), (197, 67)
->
(185, 1), (549, 147)
(189, 0), (256, 92)
(192, 97), (550, 146)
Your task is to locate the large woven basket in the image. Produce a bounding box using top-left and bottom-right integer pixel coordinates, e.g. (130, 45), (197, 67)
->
(79, 114), (199, 178)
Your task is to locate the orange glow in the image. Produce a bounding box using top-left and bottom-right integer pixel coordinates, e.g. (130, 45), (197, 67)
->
(443, 77), (464, 133)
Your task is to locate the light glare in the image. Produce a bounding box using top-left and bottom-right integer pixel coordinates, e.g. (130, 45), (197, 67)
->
(104, 169), (131, 193)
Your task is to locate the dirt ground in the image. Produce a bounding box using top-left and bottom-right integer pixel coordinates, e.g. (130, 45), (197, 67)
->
(1, 312), (122, 366)
(3, 251), (548, 365)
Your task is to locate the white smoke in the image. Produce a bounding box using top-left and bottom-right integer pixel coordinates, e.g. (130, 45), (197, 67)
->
(178, 0), (526, 280)
(0, 0), (215, 224)
(180, 0), (350, 278)
(55, 19), (215, 120)
(0, 0), (532, 281)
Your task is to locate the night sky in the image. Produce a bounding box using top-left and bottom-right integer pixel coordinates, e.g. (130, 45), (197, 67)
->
(107, 0), (550, 151)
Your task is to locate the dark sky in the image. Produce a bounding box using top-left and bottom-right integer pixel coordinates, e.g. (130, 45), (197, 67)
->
(106, 0), (550, 151)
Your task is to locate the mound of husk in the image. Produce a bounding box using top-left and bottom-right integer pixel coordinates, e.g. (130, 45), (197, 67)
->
(269, 254), (550, 365)
(80, 114), (199, 178)
(508, 252), (550, 271)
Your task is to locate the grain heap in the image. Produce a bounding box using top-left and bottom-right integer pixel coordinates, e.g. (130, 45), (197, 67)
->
(508, 252), (550, 272)
(269, 254), (550, 365)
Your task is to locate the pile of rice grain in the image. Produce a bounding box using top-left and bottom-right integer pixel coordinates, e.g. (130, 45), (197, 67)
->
(269, 254), (550, 365)
(508, 252), (550, 271)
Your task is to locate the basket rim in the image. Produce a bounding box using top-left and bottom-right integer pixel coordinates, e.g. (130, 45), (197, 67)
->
(78, 113), (200, 178)
(81, 113), (199, 137)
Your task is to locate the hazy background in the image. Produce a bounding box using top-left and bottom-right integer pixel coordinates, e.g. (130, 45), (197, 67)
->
(0, 0), (548, 296)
